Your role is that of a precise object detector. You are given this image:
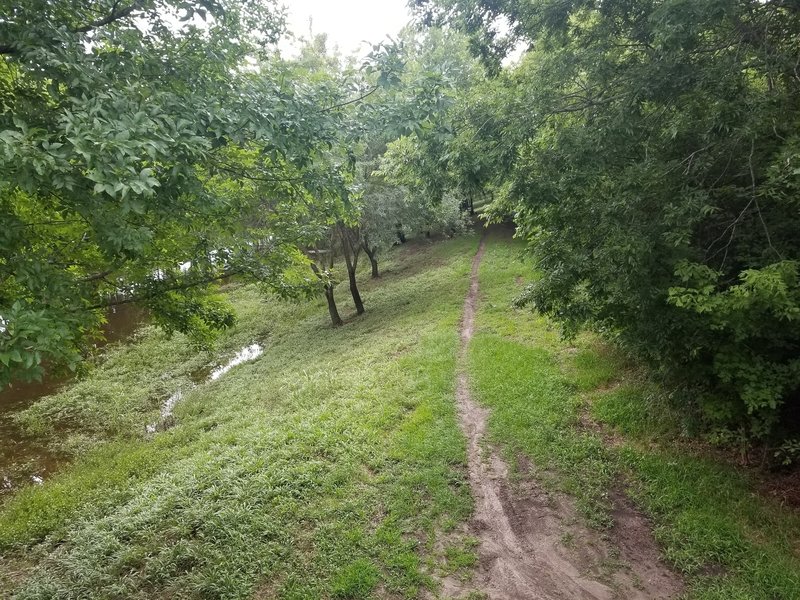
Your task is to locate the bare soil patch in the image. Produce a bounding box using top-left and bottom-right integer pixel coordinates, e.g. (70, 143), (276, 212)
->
(761, 468), (800, 511)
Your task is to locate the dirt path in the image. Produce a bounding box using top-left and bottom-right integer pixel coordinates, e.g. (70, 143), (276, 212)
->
(448, 230), (683, 600)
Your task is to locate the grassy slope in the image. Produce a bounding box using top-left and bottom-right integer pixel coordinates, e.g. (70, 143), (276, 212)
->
(2, 228), (799, 599)
(468, 227), (800, 600)
(0, 235), (477, 598)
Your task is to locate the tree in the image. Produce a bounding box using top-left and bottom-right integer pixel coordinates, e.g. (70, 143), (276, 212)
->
(378, 136), (471, 237)
(419, 0), (800, 445)
(359, 181), (408, 278)
(309, 233), (344, 328)
(0, 0), (367, 383)
(282, 33), (377, 321)
(337, 222), (366, 314)
(346, 27), (482, 278)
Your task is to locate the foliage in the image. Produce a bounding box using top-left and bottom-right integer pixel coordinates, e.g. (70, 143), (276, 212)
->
(349, 28), (482, 274)
(0, 1), (377, 383)
(418, 0), (800, 442)
(470, 229), (800, 599)
(376, 137), (472, 240)
(359, 181), (409, 255)
(775, 438), (800, 467)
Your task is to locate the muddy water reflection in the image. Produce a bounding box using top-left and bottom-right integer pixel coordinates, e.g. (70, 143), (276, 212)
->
(0, 305), (146, 496)
(146, 343), (263, 433)
(0, 377), (66, 492)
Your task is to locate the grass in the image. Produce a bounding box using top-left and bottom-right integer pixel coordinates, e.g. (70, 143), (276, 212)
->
(2, 225), (799, 599)
(0, 234), (477, 598)
(468, 226), (800, 599)
(467, 229), (616, 527)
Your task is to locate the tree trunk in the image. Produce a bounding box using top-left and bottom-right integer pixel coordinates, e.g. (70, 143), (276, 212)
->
(310, 259), (342, 327)
(324, 285), (343, 327)
(339, 223), (365, 315)
(347, 267), (364, 314)
(362, 239), (379, 278)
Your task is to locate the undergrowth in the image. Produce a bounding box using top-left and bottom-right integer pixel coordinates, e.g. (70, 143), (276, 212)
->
(468, 226), (800, 600)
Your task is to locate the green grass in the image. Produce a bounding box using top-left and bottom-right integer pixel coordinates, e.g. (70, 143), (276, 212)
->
(467, 228), (616, 526)
(0, 235), (476, 598)
(443, 537), (479, 579)
(2, 226), (799, 599)
(468, 226), (800, 599)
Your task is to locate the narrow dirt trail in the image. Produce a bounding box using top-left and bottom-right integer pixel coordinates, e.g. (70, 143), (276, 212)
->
(449, 230), (683, 600)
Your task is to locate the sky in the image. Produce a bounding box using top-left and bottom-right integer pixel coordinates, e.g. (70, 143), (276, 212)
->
(280, 0), (413, 58)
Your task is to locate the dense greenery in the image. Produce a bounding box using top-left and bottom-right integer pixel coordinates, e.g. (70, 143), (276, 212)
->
(0, 0), (484, 378)
(2, 232), (798, 598)
(0, 0), (345, 381)
(0, 0), (466, 380)
(2, 0), (798, 453)
(3, 3), (800, 595)
(412, 0), (800, 447)
(471, 230), (800, 599)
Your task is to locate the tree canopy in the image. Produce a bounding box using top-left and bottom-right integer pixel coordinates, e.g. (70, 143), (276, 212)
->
(0, 0), (482, 382)
(412, 0), (800, 444)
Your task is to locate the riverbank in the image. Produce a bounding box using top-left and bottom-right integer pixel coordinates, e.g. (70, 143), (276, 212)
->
(0, 234), (477, 597)
(0, 304), (146, 495)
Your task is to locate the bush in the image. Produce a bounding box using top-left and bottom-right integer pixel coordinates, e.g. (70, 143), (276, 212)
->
(471, 0), (800, 443)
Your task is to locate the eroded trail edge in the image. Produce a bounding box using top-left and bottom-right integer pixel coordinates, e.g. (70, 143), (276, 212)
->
(451, 230), (682, 600)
